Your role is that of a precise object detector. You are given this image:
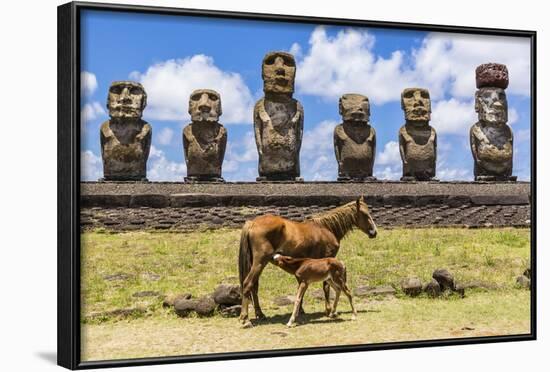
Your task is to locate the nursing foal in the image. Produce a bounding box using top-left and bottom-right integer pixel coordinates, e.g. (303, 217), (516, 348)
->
(272, 253), (357, 327)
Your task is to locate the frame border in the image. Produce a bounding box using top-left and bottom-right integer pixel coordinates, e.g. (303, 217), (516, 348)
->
(57, 1), (537, 369)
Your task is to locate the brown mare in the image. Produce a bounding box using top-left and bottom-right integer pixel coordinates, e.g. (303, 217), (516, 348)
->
(238, 196), (377, 326)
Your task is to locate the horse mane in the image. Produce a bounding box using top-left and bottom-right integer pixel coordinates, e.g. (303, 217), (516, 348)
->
(307, 201), (357, 241)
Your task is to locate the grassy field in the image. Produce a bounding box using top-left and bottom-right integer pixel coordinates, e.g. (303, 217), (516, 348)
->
(80, 228), (531, 361)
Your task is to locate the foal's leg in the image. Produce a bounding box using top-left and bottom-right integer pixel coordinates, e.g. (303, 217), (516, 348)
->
(295, 277), (306, 315)
(288, 282), (308, 327)
(328, 280), (341, 318)
(322, 281), (331, 316)
(341, 282), (357, 320)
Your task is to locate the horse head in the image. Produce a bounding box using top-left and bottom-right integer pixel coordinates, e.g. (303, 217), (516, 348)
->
(355, 196), (377, 238)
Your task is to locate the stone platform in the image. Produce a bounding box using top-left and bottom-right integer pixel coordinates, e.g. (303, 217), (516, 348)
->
(80, 181), (532, 232)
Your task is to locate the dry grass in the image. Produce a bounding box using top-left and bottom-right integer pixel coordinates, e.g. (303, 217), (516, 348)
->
(80, 227), (531, 361)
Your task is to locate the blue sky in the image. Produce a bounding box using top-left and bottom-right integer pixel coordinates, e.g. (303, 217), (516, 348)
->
(80, 9), (532, 181)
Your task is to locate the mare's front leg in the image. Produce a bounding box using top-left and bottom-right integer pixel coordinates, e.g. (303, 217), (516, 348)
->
(288, 281), (308, 327)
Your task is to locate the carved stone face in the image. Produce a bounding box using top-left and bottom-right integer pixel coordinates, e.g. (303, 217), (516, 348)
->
(107, 81), (147, 119)
(339, 94), (370, 123)
(188, 89), (222, 123)
(475, 87), (508, 124)
(262, 51), (296, 94)
(401, 88), (431, 122)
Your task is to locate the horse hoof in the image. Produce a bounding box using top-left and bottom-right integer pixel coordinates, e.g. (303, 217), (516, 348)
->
(287, 322), (296, 328)
(329, 313), (338, 319)
(256, 312), (267, 320)
(351, 315), (357, 321)
(242, 320), (253, 329)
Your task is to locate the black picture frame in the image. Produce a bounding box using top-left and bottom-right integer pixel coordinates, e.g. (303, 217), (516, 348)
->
(58, 1), (537, 369)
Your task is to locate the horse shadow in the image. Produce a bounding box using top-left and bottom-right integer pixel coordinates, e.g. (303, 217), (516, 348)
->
(250, 308), (378, 327)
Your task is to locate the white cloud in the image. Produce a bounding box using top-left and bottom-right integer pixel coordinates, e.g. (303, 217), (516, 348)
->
(377, 141), (401, 165)
(81, 150), (102, 181)
(295, 27), (412, 104)
(438, 167), (470, 180)
(301, 120), (338, 180)
(293, 27), (530, 105)
(156, 127), (174, 146)
(130, 55), (254, 124)
(375, 166), (401, 180)
(81, 71), (98, 97)
(431, 98), (477, 135)
(412, 33), (530, 99)
(81, 101), (106, 127)
(147, 145), (186, 181)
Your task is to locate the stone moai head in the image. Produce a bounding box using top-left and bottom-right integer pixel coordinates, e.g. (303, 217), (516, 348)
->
(401, 88), (431, 123)
(261, 51), (296, 94)
(107, 81), (147, 119)
(339, 94), (370, 124)
(188, 89), (222, 123)
(475, 63), (509, 125)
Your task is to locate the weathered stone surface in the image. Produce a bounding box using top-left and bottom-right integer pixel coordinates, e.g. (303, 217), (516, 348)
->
(399, 88), (437, 181)
(334, 94), (376, 181)
(523, 267), (531, 279)
(174, 296), (217, 317)
(273, 295), (295, 306)
(423, 279), (441, 297)
(476, 63), (509, 89)
(401, 277), (423, 296)
(219, 304), (241, 317)
(516, 275), (531, 289)
(254, 51), (303, 181)
(470, 195), (529, 205)
(132, 290), (161, 298)
(129, 194), (169, 208)
(163, 293), (192, 308)
(433, 269), (455, 291)
(354, 285), (396, 297)
(183, 89), (227, 182)
(100, 81), (151, 181)
(212, 284), (242, 306)
(471, 64), (515, 182)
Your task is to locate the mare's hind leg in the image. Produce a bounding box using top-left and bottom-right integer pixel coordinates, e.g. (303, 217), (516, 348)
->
(252, 281), (266, 320)
(323, 281), (331, 316)
(240, 255), (269, 325)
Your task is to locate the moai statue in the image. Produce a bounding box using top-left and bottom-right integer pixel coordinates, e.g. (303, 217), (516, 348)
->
(470, 63), (516, 181)
(254, 51), (304, 181)
(183, 89), (227, 182)
(100, 81), (151, 181)
(398, 88), (437, 181)
(334, 94), (376, 181)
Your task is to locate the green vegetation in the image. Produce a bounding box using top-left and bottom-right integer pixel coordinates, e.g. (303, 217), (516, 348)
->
(80, 228), (531, 361)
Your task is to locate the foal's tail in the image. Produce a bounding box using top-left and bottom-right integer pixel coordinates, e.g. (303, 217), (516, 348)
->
(238, 221), (253, 293)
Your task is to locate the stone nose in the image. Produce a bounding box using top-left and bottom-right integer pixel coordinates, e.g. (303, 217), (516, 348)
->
(492, 100), (503, 109)
(198, 94), (211, 112)
(120, 87), (131, 102)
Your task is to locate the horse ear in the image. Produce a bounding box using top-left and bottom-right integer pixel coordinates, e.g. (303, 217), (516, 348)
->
(356, 197), (361, 210)
(360, 195), (365, 203)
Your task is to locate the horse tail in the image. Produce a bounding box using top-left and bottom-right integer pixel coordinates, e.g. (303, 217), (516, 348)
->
(239, 221), (253, 292)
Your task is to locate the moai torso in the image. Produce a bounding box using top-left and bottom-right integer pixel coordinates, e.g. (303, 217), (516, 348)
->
(100, 81), (151, 181)
(183, 89), (227, 182)
(254, 51), (303, 181)
(398, 88), (437, 181)
(334, 94), (376, 180)
(470, 63), (515, 181)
